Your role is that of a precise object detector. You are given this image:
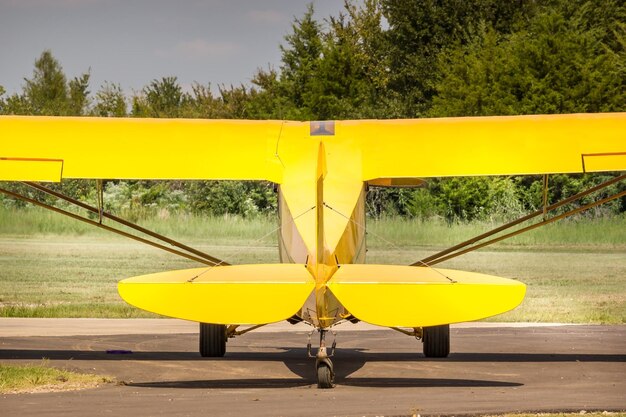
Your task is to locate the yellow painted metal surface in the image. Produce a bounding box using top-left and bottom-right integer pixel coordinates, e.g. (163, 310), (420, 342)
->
(0, 158), (63, 182)
(0, 116), (284, 182)
(582, 153), (626, 172)
(3, 113), (624, 184)
(328, 265), (526, 327)
(340, 113), (626, 179)
(118, 264), (315, 325)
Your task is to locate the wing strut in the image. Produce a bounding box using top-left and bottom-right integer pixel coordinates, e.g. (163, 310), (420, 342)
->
(0, 183), (228, 266)
(414, 173), (626, 266)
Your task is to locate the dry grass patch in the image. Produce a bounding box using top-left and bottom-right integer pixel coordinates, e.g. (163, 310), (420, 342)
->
(0, 361), (112, 394)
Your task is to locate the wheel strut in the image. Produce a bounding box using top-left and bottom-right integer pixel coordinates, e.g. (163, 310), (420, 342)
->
(308, 329), (336, 388)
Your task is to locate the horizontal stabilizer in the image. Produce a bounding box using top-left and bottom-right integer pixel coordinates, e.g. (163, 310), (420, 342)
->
(327, 264), (525, 327)
(118, 264), (314, 325)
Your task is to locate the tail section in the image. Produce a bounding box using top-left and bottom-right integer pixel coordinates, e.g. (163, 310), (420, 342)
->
(118, 263), (525, 328)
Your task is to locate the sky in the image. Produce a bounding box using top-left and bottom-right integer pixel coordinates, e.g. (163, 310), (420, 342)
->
(0, 0), (347, 96)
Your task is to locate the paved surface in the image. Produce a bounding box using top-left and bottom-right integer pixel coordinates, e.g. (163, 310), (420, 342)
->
(0, 320), (624, 417)
(0, 318), (577, 337)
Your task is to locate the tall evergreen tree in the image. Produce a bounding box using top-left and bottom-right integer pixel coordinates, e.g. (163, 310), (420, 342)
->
(278, 4), (323, 120)
(380, 0), (538, 116)
(430, 1), (626, 116)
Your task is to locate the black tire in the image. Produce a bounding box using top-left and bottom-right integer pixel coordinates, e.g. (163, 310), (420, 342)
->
(317, 362), (334, 389)
(422, 324), (450, 358)
(199, 323), (226, 357)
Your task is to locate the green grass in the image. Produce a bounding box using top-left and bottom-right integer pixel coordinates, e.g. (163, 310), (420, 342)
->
(0, 208), (624, 322)
(0, 361), (111, 394)
(0, 207), (279, 244)
(367, 214), (626, 249)
(2, 207), (625, 248)
(0, 303), (155, 318)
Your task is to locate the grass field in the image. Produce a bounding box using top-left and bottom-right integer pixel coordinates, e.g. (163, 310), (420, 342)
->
(0, 208), (624, 322)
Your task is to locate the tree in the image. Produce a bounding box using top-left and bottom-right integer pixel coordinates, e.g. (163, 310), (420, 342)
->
(342, 0), (403, 118)
(23, 50), (68, 115)
(247, 67), (292, 119)
(68, 72), (91, 115)
(380, 0), (539, 117)
(93, 82), (127, 117)
(20, 50), (91, 116)
(3, 50), (91, 116)
(277, 4), (323, 120)
(0, 85), (5, 113)
(306, 12), (366, 119)
(429, 24), (519, 117)
(132, 76), (186, 118)
(430, 1), (626, 116)
(0, 93), (32, 115)
(308, 5), (393, 119)
(181, 83), (223, 118)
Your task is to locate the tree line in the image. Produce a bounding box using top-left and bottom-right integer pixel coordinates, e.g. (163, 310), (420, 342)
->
(1, 0), (625, 221)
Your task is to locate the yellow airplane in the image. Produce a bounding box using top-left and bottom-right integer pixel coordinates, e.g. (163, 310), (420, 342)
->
(1, 113), (625, 388)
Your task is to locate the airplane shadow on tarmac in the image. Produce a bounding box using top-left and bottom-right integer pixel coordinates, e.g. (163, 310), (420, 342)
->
(2, 347), (624, 389)
(119, 348), (527, 389)
(127, 377), (522, 389)
(1, 347), (624, 363)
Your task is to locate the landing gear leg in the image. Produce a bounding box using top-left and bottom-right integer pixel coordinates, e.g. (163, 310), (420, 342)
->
(308, 329), (336, 388)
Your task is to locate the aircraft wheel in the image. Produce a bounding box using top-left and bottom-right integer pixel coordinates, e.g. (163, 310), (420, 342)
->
(316, 361), (334, 389)
(199, 323), (226, 357)
(422, 324), (450, 358)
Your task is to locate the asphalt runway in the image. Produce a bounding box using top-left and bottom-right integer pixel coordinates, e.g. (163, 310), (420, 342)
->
(0, 320), (624, 416)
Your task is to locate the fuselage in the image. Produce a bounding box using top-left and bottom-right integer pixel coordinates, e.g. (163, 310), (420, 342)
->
(276, 122), (367, 328)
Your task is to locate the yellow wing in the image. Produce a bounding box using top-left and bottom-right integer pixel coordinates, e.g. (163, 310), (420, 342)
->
(2, 114), (625, 183)
(334, 113), (626, 179)
(0, 116), (285, 183)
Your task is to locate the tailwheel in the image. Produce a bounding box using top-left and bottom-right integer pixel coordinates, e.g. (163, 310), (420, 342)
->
(308, 329), (336, 388)
(199, 323), (227, 357)
(316, 360), (335, 389)
(422, 324), (450, 357)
